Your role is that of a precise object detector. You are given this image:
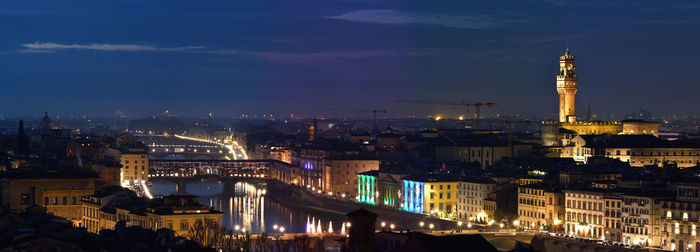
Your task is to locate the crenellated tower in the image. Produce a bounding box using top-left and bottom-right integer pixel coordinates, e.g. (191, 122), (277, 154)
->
(557, 46), (577, 123)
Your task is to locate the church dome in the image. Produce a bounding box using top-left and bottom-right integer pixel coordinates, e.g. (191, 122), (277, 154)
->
(40, 111), (53, 130)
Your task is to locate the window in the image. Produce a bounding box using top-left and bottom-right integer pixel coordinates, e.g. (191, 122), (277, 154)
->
(180, 221), (189, 231)
(21, 193), (30, 205)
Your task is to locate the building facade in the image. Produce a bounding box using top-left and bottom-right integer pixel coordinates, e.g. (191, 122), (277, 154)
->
(604, 195), (623, 242)
(82, 193), (222, 237)
(456, 178), (497, 222)
(1, 170), (98, 225)
(564, 189), (605, 239)
(120, 149), (149, 184)
(517, 183), (565, 231)
(563, 135), (700, 168)
(323, 155), (379, 197)
(621, 192), (670, 247)
(357, 171), (377, 205)
(660, 184), (700, 252)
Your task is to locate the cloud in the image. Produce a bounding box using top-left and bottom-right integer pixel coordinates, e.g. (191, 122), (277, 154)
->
(21, 42), (428, 63)
(328, 9), (506, 30)
(20, 42), (205, 53)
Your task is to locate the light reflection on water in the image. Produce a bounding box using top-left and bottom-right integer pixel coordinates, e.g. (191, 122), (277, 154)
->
(148, 180), (344, 234)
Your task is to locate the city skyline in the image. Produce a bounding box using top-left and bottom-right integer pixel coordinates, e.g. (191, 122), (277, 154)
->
(2, 0), (700, 118)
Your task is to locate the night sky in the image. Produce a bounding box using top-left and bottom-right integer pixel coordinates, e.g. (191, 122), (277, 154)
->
(1, 0), (699, 119)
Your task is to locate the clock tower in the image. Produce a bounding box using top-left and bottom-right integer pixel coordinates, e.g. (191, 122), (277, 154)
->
(557, 47), (577, 123)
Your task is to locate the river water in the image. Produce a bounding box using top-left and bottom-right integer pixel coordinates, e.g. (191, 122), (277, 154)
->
(148, 179), (346, 234)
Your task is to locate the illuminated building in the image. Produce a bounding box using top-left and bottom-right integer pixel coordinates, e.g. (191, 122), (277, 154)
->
(1, 170), (98, 225)
(357, 172), (377, 205)
(297, 143), (359, 190)
(517, 183), (564, 232)
(378, 171), (408, 208)
(562, 134), (700, 167)
(604, 194), (623, 242)
(402, 174), (458, 218)
(516, 176), (545, 186)
(564, 189), (606, 239)
(323, 154), (379, 197)
(541, 48), (659, 147)
(269, 146), (293, 164)
(622, 119), (660, 137)
(620, 191), (670, 247)
(557, 47), (577, 123)
(82, 193), (222, 237)
(120, 147), (149, 184)
(357, 170), (409, 208)
(660, 184), (700, 251)
(457, 177), (497, 222)
(402, 179), (425, 214)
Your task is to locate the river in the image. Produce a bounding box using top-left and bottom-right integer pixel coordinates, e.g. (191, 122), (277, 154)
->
(148, 179), (346, 234)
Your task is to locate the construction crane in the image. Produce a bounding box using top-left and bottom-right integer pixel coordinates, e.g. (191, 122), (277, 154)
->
(329, 108), (387, 132)
(395, 99), (498, 129)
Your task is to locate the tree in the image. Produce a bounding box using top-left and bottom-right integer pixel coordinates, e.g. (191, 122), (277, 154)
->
(292, 234), (310, 252)
(188, 219), (225, 249)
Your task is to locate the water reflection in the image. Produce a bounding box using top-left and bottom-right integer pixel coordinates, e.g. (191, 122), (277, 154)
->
(149, 179), (344, 234)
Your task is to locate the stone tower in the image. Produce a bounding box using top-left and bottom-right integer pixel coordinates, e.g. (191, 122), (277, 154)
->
(557, 47), (577, 123)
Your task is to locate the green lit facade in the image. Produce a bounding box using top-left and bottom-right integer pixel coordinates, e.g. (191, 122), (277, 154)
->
(381, 181), (399, 207)
(357, 174), (376, 204)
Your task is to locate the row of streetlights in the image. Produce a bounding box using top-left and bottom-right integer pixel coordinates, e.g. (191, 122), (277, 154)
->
(233, 224), (285, 233)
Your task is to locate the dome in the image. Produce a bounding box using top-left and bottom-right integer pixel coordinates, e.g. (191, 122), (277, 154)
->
(40, 111), (53, 130)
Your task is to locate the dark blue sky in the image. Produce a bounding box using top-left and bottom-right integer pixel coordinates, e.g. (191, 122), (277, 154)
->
(1, 0), (699, 119)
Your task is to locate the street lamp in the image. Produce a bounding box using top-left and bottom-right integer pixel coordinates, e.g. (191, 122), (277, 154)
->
(279, 227), (285, 233)
(235, 225), (240, 231)
(419, 222), (425, 228)
(429, 224), (434, 229)
(390, 224), (395, 230)
(381, 222), (386, 228)
(457, 221), (463, 227)
(513, 220), (519, 226)
(273, 224), (279, 230)
(467, 223), (472, 228)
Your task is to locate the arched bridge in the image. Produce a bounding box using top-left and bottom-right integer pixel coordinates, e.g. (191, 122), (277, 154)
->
(149, 159), (290, 179)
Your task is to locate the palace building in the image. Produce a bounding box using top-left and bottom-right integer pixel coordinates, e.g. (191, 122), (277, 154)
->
(542, 47), (659, 147)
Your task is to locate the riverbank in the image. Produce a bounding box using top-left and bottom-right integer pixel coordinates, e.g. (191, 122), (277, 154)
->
(264, 179), (459, 231)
